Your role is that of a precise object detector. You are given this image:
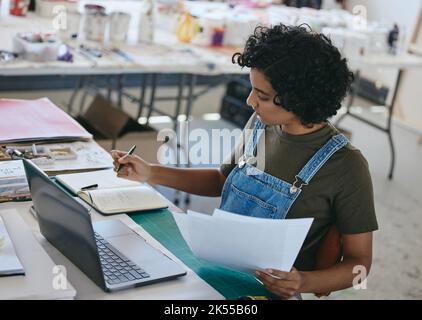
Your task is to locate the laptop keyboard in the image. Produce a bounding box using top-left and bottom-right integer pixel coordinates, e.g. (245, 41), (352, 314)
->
(94, 232), (150, 285)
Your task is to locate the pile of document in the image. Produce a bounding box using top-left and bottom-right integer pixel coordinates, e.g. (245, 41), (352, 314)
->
(173, 209), (313, 274)
(0, 160), (30, 203)
(0, 98), (92, 144)
(0, 98), (113, 176)
(0, 215), (24, 277)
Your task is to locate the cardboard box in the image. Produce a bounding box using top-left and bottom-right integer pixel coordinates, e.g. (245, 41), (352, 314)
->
(76, 94), (156, 152)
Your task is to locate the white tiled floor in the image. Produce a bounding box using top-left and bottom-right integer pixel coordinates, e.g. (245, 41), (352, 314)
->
(4, 86), (422, 299)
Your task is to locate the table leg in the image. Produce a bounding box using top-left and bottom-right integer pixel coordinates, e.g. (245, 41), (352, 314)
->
(174, 74), (187, 172)
(185, 74), (197, 121)
(136, 74), (149, 120)
(117, 74), (124, 108)
(107, 76), (112, 102)
(335, 69), (398, 180)
(386, 70), (403, 180)
(146, 74), (157, 124)
(335, 70), (360, 127)
(168, 74), (188, 206)
(174, 74), (187, 131)
(183, 74), (197, 206)
(67, 76), (85, 115)
(79, 85), (90, 115)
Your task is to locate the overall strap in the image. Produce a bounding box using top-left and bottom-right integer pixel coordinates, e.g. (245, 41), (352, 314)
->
(292, 134), (349, 191)
(244, 117), (266, 157)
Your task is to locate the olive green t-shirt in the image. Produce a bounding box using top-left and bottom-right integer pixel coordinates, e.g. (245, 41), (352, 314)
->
(220, 114), (378, 271)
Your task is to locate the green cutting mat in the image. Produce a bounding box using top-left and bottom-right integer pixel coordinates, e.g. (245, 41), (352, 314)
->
(130, 209), (272, 300)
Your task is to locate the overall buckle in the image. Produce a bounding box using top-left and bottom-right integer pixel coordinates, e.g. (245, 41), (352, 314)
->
(290, 176), (308, 194)
(238, 155), (257, 169)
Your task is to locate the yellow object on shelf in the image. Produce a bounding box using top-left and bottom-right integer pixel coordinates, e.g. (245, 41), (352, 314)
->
(176, 12), (196, 43)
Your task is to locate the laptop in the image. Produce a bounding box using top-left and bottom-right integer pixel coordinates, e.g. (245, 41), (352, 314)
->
(22, 159), (186, 292)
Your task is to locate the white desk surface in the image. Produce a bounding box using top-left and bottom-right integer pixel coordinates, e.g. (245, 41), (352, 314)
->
(0, 201), (223, 300)
(3, 12), (422, 77)
(0, 13), (245, 76)
(409, 44), (422, 57)
(350, 52), (422, 70)
(0, 209), (77, 300)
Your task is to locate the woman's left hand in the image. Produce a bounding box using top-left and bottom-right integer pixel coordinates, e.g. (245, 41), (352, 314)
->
(255, 267), (304, 300)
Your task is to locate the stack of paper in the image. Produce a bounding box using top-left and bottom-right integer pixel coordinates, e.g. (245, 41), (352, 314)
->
(0, 98), (92, 144)
(4, 140), (113, 175)
(172, 209), (313, 274)
(0, 215), (24, 277)
(0, 160), (30, 203)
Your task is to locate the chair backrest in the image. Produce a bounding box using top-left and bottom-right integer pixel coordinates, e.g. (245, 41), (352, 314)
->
(314, 224), (343, 298)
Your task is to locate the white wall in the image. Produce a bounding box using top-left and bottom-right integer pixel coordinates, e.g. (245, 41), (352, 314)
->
(346, 0), (422, 132)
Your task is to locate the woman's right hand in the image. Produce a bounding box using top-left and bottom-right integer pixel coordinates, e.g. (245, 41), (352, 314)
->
(111, 150), (152, 183)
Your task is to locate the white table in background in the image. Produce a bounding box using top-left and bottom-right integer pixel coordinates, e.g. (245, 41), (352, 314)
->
(337, 53), (422, 179)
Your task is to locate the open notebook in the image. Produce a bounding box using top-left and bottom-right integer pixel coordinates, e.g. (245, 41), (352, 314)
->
(55, 169), (168, 215)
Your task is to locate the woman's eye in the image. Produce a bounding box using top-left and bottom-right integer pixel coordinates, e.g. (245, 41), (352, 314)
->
(258, 95), (269, 101)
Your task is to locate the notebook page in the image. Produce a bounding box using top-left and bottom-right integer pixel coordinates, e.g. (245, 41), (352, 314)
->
(56, 169), (140, 194)
(87, 186), (167, 213)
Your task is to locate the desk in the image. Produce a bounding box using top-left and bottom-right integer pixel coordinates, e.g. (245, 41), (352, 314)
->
(0, 14), (245, 122)
(337, 53), (422, 179)
(0, 209), (77, 300)
(0, 200), (223, 300)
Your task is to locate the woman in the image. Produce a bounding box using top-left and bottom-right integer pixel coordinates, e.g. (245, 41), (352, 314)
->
(112, 24), (378, 299)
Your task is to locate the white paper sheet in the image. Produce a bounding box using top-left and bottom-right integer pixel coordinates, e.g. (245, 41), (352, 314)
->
(0, 160), (30, 202)
(172, 212), (190, 245)
(176, 209), (313, 274)
(6, 140), (113, 174)
(0, 215), (24, 276)
(56, 169), (141, 194)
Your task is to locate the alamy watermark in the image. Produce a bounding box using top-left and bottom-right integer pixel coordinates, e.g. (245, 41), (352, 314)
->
(352, 265), (368, 290)
(52, 265), (68, 291)
(351, 5), (368, 30)
(51, 5), (68, 31)
(156, 121), (266, 174)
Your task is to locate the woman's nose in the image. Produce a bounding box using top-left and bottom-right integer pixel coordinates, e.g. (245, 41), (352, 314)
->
(246, 92), (257, 109)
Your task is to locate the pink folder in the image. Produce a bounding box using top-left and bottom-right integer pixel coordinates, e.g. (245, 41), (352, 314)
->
(0, 98), (92, 144)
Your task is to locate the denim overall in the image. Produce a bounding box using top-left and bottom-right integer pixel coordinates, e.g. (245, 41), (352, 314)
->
(220, 118), (349, 220)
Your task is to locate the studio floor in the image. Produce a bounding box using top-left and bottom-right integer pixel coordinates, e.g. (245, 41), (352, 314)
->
(3, 84), (422, 300)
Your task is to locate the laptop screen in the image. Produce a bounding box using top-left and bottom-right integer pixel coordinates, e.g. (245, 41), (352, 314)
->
(22, 159), (106, 290)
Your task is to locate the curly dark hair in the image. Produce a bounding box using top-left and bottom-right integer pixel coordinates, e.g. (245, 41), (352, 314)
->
(233, 24), (354, 126)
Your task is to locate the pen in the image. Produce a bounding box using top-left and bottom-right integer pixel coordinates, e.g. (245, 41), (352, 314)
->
(78, 49), (97, 62)
(111, 48), (135, 63)
(80, 44), (102, 58)
(13, 149), (23, 158)
(81, 184), (99, 191)
(115, 145), (137, 173)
